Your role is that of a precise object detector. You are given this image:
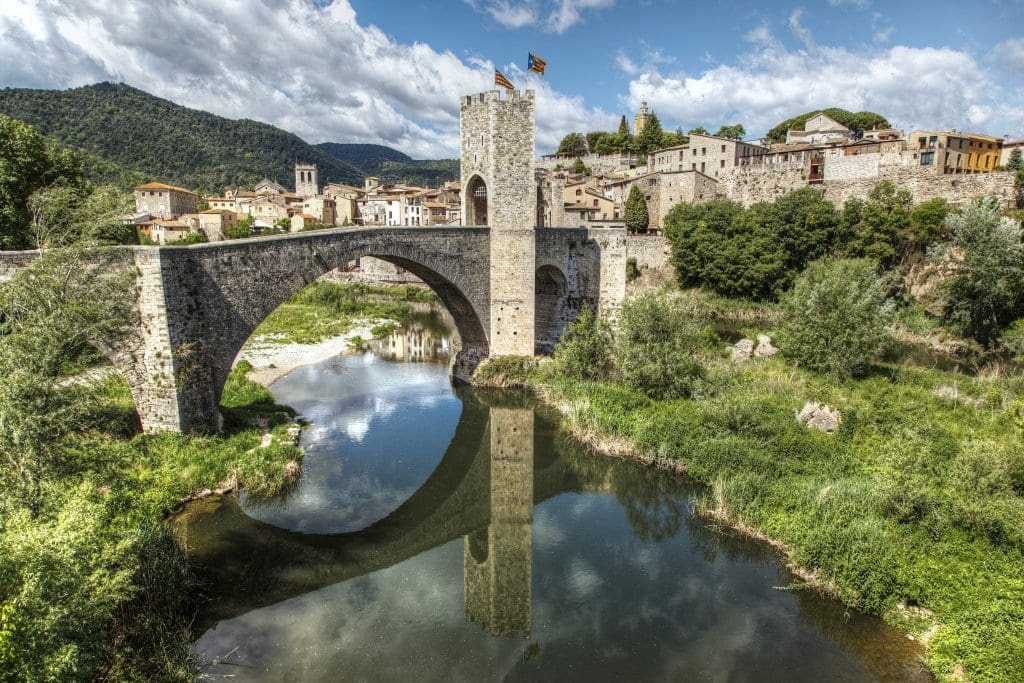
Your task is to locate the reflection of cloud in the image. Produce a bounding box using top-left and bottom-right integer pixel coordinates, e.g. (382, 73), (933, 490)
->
(344, 415), (370, 442)
(567, 557), (603, 599)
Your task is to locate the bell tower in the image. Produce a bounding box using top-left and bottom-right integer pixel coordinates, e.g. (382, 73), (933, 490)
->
(294, 162), (318, 197)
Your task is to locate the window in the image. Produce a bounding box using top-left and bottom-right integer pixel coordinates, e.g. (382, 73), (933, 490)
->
(691, 162), (696, 170)
(593, 199), (598, 207)
(575, 188), (582, 196)
(720, 160), (725, 168)
(920, 151), (934, 166)
(700, 162), (705, 173)
(721, 144), (726, 153)
(701, 147), (706, 155)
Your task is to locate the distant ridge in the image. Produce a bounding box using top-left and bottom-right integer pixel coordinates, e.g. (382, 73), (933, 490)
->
(317, 142), (459, 187)
(0, 82), (364, 191)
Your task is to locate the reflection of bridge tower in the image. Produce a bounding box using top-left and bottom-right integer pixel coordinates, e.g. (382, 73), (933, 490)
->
(464, 407), (534, 638)
(460, 90), (536, 356)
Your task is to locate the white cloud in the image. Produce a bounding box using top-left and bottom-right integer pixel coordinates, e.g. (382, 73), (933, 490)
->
(787, 8), (815, 52)
(616, 52), (640, 76)
(465, 0), (613, 34)
(827, 0), (869, 7)
(994, 36), (1024, 71)
(624, 27), (1024, 140)
(0, 0), (613, 158)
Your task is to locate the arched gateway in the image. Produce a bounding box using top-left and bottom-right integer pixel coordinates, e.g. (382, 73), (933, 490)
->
(0, 88), (627, 434)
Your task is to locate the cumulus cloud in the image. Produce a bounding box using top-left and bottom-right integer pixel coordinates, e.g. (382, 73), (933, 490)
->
(624, 27), (1023, 139)
(994, 36), (1024, 71)
(0, 0), (612, 157)
(465, 0), (613, 34)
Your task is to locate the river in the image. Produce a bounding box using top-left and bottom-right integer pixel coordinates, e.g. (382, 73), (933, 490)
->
(176, 308), (932, 682)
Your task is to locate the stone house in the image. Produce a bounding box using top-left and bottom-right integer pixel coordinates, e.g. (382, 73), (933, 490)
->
(133, 182), (198, 220)
(198, 209), (238, 240)
(301, 197), (336, 226)
(785, 113), (851, 145)
(906, 130), (1003, 174)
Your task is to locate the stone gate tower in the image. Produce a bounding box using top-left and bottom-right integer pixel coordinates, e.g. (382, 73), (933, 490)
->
(294, 162), (319, 197)
(460, 90), (536, 356)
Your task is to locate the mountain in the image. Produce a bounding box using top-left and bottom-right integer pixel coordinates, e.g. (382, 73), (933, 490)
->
(317, 142), (459, 188)
(0, 82), (364, 192)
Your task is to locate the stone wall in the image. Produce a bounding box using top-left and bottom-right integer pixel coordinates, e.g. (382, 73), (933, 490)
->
(0, 249), (42, 281)
(823, 153), (880, 181)
(717, 166), (808, 207)
(824, 167), (1017, 208)
(536, 153), (638, 174)
(625, 235), (671, 272)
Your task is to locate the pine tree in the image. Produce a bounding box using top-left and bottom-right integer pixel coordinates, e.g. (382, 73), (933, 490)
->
(618, 115), (630, 136)
(625, 185), (649, 234)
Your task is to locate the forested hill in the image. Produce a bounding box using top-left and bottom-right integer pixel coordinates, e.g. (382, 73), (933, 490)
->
(0, 82), (364, 192)
(317, 142), (459, 187)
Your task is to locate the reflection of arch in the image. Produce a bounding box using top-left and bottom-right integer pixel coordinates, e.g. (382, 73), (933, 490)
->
(465, 174), (488, 226)
(534, 264), (571, 354)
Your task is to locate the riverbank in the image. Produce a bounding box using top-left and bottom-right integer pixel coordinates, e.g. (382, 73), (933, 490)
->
(475, 350), (1023, 682)
(237, 321), (384, 386)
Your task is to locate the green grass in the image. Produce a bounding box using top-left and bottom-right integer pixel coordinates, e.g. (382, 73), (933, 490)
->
(252, 281), (435, 344)
(523, 355), (1024, 682)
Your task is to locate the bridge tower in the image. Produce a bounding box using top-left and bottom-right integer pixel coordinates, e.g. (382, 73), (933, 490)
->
(460, 90), (536, 356)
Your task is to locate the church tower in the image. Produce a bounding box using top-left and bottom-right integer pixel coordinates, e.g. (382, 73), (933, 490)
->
(294, 162), (318, 197)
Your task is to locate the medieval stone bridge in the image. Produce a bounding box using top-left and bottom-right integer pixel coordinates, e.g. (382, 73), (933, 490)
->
(0, 88), (627, 433)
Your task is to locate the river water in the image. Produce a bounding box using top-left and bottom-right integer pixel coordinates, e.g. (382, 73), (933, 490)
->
(179, 310), (932, 682)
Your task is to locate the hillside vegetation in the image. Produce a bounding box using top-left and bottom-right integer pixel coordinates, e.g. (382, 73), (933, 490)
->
(0, 82), (364, 192)
(317, 142), (459, 187)
(766, 108), (891, 143)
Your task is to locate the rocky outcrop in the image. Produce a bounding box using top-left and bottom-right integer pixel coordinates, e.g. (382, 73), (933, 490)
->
(796, 402), (842, 433)
(754, 334), (779, 358)
(730, 338), (754, 362)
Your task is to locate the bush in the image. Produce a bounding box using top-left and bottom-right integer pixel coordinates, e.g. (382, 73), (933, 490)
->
(615, 293), (708, 399)
(930, 198), (1024, 347)
(553, 304), (613, 381)
(779, 258), (894, 379)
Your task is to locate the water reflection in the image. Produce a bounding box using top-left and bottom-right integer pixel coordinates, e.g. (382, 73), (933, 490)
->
(179, 334), (932, 681)
(369, 308), (455, 363)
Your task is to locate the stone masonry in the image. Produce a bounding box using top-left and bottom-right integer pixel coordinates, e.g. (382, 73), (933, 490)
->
(461, 90), (538, 357)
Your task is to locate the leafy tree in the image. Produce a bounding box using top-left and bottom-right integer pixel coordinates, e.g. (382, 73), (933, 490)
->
(635, 112), (664, 157)
(556, 132), (588, 157)
(585, 131), (605, 154)
(907, 197), (950, 253)
(625, 185), (649, 234)
(572, 158), (591, 175)
(0, 115), (85, 250)
(227, 215), (254, 239)
(688, 126), (709, 135)
(766, 108), (890, 143)
(930, 198), (1024, 346)
(1007, 148), (1022, 172)
(615, 292), (707, 400)
(714, 124), (746, 140)
(617, 115), (630, 137)
(553, 304), (613, 380)
(28, 183), (135, 248)
(660, 130), (686, 148)
(841, 180), (912, 265)
(664, 188), (841, 300)
(0, 247), (135, 508)
(779, 258), (894, 380)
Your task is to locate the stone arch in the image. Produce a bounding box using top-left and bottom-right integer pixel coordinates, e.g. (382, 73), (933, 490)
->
(131, 229), (492, 433)
(465, 174), (488, 226)
(534, 264), (572, 354)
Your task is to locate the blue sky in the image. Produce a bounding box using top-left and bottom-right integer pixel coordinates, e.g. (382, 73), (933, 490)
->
(1, 0), (1022, 157)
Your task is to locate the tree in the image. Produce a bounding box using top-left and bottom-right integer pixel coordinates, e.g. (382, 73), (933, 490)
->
(688, 126), (709, 136)
(585, 131), (605, 154)
(617, 115), (630, 137)
(766, 108), (890, 143)
(841, 180), (911, 265)
(625, 185), (649, 234)
(556, 132), (588, 157)
(779, 258), (894, 380)
(1007, 148), (1022, 172)
(572, 158), (591, 175)
(28, 183), (135, 248)
(930, 198), (1024, 347)
(0, 115), (85, 250)
(0, 247), (136, 508)
(553, 304), (613, 380)
(226, 215), (254, 239)
(635, 113), (664, 158)
(714, 124), (746, 140)
(615, 293), (707, 400)
(907, 197), (950, 253)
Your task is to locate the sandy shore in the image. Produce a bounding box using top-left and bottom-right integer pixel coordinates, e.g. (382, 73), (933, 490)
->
(234, 320), (386, 387)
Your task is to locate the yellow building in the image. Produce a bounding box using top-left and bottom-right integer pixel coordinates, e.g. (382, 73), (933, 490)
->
(634, 101), (650, 135)
(908, 130), (1003, 174)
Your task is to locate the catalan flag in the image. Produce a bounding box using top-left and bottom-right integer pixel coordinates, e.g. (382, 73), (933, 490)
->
(528, 52), (546, 75)
(494, 69), (515, 90)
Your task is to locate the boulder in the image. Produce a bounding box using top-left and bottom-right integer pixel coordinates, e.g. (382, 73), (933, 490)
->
(796, 402), (842, 433)
(730, 338), (754, 362)
(754, 334), (779, 358)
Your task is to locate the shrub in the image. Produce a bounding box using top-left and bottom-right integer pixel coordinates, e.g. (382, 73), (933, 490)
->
(553, 304), (613, 381)
(779, 258), (894, 379)
(930, 198), (1024, 347)
(614, 293), (707, 399)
